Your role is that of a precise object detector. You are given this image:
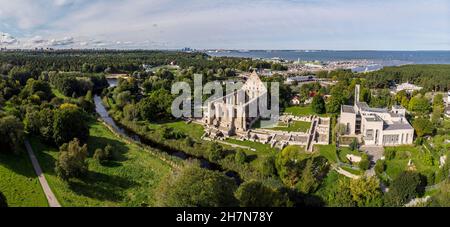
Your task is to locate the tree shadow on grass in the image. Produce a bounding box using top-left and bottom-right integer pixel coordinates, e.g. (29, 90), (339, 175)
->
(33, 150), (59, 177)
(246, 154), (258, 163)
(68, 171), (139, 202)
(0, 152), (37, 178)
(88, 136), (129, 162)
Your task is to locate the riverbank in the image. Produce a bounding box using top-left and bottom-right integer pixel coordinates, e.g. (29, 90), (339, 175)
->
(28, 121), (172, 207)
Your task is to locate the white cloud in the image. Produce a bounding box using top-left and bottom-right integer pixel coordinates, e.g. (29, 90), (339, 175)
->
(0, 32), (17, 44)
(0, 0), (448, 49)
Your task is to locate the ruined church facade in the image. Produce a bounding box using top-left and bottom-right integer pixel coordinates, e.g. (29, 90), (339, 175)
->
(203, 71), (267, 137)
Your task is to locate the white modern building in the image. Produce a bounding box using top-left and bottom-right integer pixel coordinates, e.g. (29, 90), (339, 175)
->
(393, 82), (423, 94)
(340, 85), (414, 146)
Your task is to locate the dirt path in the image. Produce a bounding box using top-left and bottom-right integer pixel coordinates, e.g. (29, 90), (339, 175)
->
(24, 140), (61, 207)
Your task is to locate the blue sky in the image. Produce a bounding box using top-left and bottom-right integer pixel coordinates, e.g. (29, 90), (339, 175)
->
(0, 0), (449, 50)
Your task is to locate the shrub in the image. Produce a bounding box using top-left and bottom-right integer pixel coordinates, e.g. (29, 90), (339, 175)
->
(104, 144), (114, 160)
(349, 138), (358, 151)
(207, 143), (224, 162)
(358, 154), (370, 171)
(258, 156), (276, 178)
(93, 148), (108, 163)
(426, 171), (435, 186)
(375, 160), (386, 176)
(235, 181), (292, 207)
(234, 150), (247, 164)
(421, 154), (434, 166)
(55, 138), (88, 181)
(397, 151), (410, 160)
(384, 149), (396, 160)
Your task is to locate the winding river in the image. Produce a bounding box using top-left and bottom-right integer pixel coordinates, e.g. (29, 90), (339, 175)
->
(93, 79), (241, 184)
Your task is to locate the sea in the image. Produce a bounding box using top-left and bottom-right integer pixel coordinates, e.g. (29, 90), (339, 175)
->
(206, 50), (450, 72)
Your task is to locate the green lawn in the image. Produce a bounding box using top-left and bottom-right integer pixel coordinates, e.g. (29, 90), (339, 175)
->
(284, 105), (314, 116)
(315, 145), (338, 163)
(143, 120), (205, 140)
(225, 138), (278, 154)
(384, 146), (440, 180)
(253, 119), (311, 133)
(0, 152), (48, 207)
(284, 105), (330, 117)
(337, 147), (361, 164)
(29, 121), (172, 207)
(271, 121), (311, 133)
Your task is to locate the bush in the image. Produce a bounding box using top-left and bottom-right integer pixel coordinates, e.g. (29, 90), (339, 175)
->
(396, 151), (410, 160)
(235, 181), (292, 207)
(258, 156), (276, 178)
(421, 154), (434, 166)
(423, 170), (436, 186)
(104, 144), (113, 159)
(207, 143), (224, 162)
(234, 150), (247, 164)
(55, 138), (88, 181)
(349, 138), (358, 151)
(375, 160), (386, 176)
(358, 154), (370, 171)
(415, 137), (424, 146)
(384, 149), (396, 160)
(94, 144), (114, 163)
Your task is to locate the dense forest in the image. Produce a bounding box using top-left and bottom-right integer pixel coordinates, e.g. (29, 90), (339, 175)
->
(363, 65), (450, 92)
(0, 50), (281, 75)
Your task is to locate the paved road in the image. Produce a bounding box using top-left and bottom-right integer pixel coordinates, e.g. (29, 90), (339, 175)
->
(25, 140), (61, 207)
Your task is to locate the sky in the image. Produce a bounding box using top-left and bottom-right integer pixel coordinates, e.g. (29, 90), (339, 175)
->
(0, 0), (449, 50)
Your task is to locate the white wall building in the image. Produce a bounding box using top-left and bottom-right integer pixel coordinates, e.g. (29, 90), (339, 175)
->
(393, 82), (423, 94)
(340, 85), (414, 146)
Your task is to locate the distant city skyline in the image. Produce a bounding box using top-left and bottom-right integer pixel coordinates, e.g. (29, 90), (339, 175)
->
(1, 0), (449, 50)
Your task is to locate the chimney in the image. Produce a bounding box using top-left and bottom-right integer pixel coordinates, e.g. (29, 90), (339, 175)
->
(355, 84), (360, 105)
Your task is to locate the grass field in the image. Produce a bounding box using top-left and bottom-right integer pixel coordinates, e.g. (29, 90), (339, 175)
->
(0, 152), (48, 207)
(29, 121), (172, 207)
(315, 145), (338, 163)
(284, 105), (314, 116)
(225, 138), (278, 154)
(142, 120), (205, 140)
(253, 119), (311, 133)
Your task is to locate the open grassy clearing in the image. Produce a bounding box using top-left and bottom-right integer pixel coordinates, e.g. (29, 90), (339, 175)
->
(0, 151), (48, 207)
(315, 145), (338, 163)
(284, 105), (315, 116)
(255, 120), (311, 133)
(29, 121), (172, 207)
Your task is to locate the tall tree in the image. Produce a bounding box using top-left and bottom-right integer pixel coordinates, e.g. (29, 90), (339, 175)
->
(55, 138), (88, 181)
(53, 104), (89, 145)
(311, 95), (326, 114)
(0, 115), (24, 154)
(235, 181), (292, 207)
(156, 165), (238, 207)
